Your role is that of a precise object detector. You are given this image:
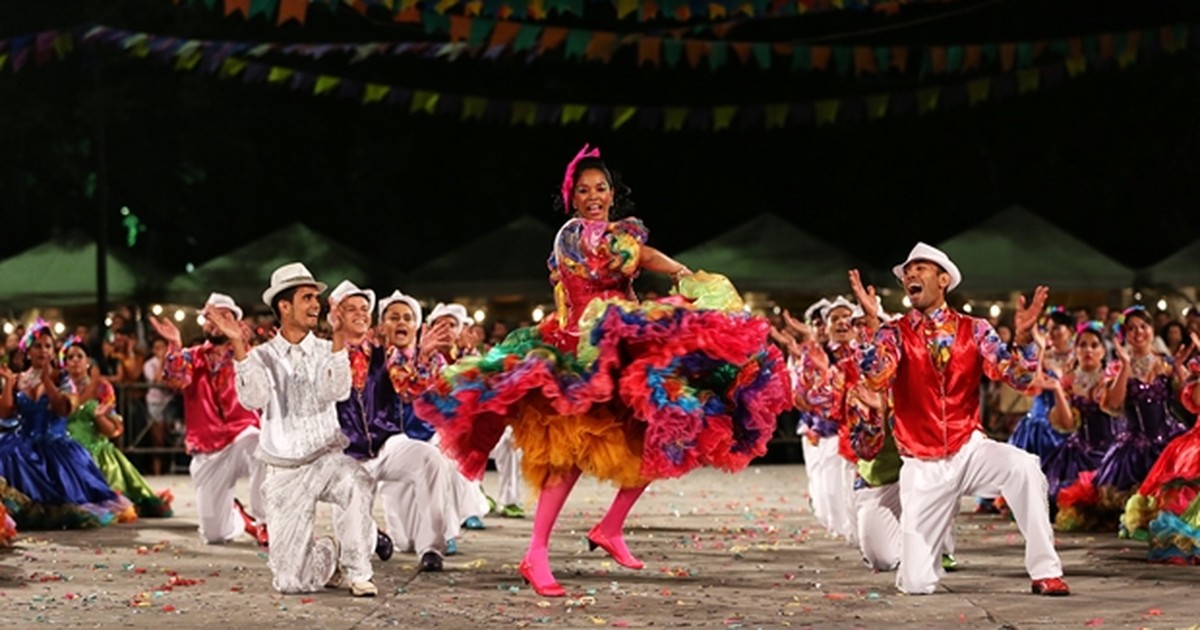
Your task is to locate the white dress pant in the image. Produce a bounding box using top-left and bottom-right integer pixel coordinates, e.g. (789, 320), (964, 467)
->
(337, 434), (452, 558)
(489, 426), (523, 507)
(856, 481), (956, 572)
(189, 426), (265, 544)
(805, 434), (857, 542)
(261, 450), (375, 593)
(897, 431), (1062, 594)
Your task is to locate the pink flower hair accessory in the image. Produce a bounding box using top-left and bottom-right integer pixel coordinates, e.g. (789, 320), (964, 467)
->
(561, 143), (601, 213)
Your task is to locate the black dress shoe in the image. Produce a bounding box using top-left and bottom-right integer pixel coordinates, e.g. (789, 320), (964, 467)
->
(375, 531), (394, 561)
(419, 551), (443, 572)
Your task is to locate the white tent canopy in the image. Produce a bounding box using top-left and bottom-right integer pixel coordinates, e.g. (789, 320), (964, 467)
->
(0, 232), (142, 307)
(935, 206), (1135, 292)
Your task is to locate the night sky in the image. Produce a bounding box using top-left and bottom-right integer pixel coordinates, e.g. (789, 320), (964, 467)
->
(3, 0), (1200, 289)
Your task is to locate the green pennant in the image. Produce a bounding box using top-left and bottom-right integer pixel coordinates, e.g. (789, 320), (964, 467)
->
(1174, 24), (1189, 51)
(411, 90), (440, 114)
(663, 107), (688, 132)
(946, 46), (963, 73)
(543, 0), (566, 15)
(981, 43), (998, 64)
(866, 94), (889, 121)
(469, 19), (494, 48)
(1083, 36), (1099, 62)
(219, 57), (247, 78)
(202, 0), (218, 9)
(423, 11), (451, 35)
(814, 99), (839, 125)
(561, 104), (587, 125)
(1048, 39), (1068, 56)
(462, 96), (488, 121)
(713, 105), (737, 130)
(314, 75), (341, 96)
(791, 46), (811, 71)
(874, 47), (889, 73)
(833, 46), (852, 75)
(363, 83), (390, 104)
(508, 0), (528, 17)
(764, 104), (788, 129)
(561, 0), (583, 15)
(248, 0), (276, 19)
(917, 87), (939, 114)
(752, 43), (771, 69)
(613, 105), (637, 130)
(1016, 42), (1034, 68)
(1017, 67), (1039, 93)
(663, 39), (684, 67)
(513, 24), (541, 52)
(564, 29), (590, 59)
(708, 41), (728, 71)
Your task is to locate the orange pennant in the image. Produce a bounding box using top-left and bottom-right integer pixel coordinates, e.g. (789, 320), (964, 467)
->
(731, 42), (752, 64)
(449, 16), (471, 43)
(394, 7), (421, 22)
(962, 45), (981, 71)
(811, 46), (831, 71)
(224, 0), (250, 18)
(929, 47), (947, 74)
(853, 46), (876, 75)
(1067, 37), (1083, 61)
(585, 32), (618, 63)
(890, 46), (908, 71)
(999, 43), (1015, 72)
(685, 40), (708, 68)
(539, 27), (568, 53)
(490, 21), (520, 48)
(1098, 34), (1115, 59)
(277, 0), (307, 25)
(638, 37), (661, 67)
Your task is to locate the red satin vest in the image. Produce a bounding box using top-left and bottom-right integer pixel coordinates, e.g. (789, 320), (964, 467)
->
(891, 312), (983, 460)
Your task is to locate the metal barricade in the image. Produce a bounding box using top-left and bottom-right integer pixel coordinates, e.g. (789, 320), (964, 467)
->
(111, 381), (190, 473)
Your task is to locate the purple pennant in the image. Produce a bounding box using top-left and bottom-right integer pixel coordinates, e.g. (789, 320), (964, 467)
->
(150, 36), (180, 55)
(738, 104), (763, 129)
(1042, 63), (1065, 87)
(636, 106), (661, 129)
(289, 71), (316, 93)
(34, 31), (57, 66)
(890, 91), (916, 117)
(686, 108), (712, 131)
(991, 74), (1016, 100)
(386, 88), (412, 107)
(840, 97), (865, 124)
(535, 102), (560, 125)
(243, 61), (269, 83)
(337, 79), (364, 100)
(586, 104), (612, 127)
(10, 36), (32, 71)
(483, 99), (510, 124)
(789, 102), (813, 127)
(310, 44), (335, 60)
(482, 44), (506, 60)
(436, 93), (463, 116)
(941, 83), (966, 109)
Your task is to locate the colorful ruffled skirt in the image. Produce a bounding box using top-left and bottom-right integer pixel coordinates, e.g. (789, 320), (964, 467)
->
(0, 432), (134, 528)
(1042, 435), (1104, 501)
(416, 273), (790, 491)
(88, 441), (173, 518)
(0, 477), (18, 546)
(1008, 391), (1067, 463)
(1121, 425), (1200, 541)
(1148, 490), (1200, 564)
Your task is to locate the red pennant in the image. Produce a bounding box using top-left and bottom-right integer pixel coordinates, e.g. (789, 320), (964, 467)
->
(277, 0), (307, 25)
(853, 46), (876, 75)
(638, 36), (661, 67)
(224, 0), (250, 18)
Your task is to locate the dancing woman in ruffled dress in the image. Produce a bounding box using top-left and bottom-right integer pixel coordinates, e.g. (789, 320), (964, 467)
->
(0, 323), (134, 528)
(1008, 309), (1075, 463)
(61, 337), (173, 518)
(416, 146), (790, 596)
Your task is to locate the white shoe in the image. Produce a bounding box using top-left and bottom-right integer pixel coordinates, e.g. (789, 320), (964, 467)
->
(350, 580), (378, 597)
(324, 537), (343, 589)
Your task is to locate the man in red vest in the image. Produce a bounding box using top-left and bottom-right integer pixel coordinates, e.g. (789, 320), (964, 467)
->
(849, 242), (1069, 597)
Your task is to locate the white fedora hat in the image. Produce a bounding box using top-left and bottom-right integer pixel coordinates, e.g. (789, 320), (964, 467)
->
(329, 280), (376, 316)
(428, 303), (472, 332)
(203, 292), (243, 321)
(262, 262), (328, 307)
(328, 280), (376, 325)
(892, 242), (962, 292)
(820, 296), (856, 320)
(804, 298), (832, 323)
(377, 290), (423, 328)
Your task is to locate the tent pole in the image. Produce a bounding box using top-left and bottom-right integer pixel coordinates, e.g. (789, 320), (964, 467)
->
(93, 55), (110, 334)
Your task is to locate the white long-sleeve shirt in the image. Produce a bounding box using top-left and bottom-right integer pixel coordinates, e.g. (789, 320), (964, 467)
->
(234, 332), (351, 466)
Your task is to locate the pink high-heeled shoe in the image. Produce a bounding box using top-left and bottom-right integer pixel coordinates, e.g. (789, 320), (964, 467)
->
(586, 527), (644, 570)
(518, 557), (566, 597)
